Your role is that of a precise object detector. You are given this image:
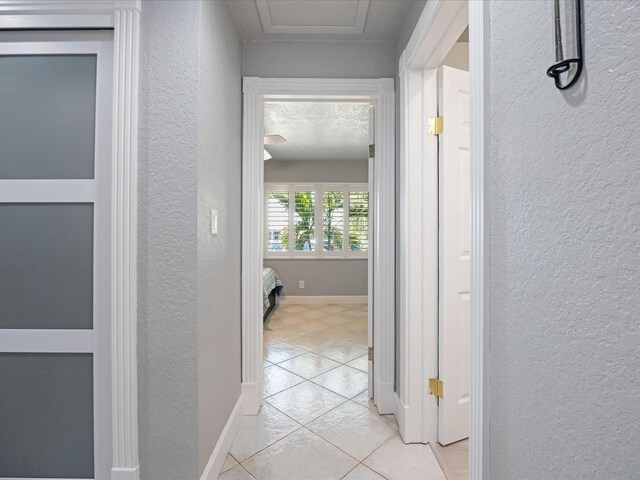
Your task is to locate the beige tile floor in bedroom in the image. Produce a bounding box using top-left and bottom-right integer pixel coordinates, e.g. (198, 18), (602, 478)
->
(219, 302), (446, 480)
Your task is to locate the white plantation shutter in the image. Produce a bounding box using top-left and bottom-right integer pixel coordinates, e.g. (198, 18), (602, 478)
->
(293, 190), (315, 252)
(323, 191), (344, 252)
(267, 190), (289, 252)
(265, 183), (368, 258)
(348, 190), (369, 252)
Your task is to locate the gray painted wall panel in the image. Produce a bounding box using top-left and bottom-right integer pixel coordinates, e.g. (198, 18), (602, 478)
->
(265, 259), (367, 297)
(243, 40), (395, 78)
(489, 0), (640, 477)
(264, 160), (368, 184)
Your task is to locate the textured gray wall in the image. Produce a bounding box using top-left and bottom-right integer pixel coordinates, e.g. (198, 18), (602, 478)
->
(489, 1), (640, 477)
(196, 0), (242, 475)
(264, 259), (368, 296)
(265, 160), (368, 297)
(138, 1), (200, 478)
(138, 1), (242, 478)
(264, 160), (368, 183)
(243, 40), (395, 78)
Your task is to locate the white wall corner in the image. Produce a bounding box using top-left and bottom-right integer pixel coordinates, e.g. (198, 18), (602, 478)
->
(200, 395), (245, 480)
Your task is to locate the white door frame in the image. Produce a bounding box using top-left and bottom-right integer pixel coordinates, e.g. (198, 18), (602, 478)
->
(398, 0), (489, 478)
(242, 77), (396, 415)
(0, 2), (142, 479)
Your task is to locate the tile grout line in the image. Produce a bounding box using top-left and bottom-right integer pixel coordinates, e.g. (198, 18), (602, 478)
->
(264, 382), (352, 425)
(243, 302), (389, 479)
(237, 424), (305, 468)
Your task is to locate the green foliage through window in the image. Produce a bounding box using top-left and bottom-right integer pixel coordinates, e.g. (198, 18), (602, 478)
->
(267, 185), (368, 256)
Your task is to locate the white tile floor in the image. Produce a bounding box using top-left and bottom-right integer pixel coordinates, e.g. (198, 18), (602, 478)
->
(220, 303), (446, 480)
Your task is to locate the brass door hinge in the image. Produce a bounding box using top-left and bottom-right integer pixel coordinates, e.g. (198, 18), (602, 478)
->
(429, 378), (443, 398)
(427, 116), (443, 135)
(368, 347), (374, 362)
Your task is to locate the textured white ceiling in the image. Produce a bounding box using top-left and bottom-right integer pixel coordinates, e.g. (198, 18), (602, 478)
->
(229, 0), (409, 41)
(264, 102), (370, 162)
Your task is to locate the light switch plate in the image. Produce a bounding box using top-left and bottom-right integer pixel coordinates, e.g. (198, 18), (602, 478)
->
(210, 209), (218, 235)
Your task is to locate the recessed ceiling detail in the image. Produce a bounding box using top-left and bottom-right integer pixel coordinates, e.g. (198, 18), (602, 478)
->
(256, 0), (370, 35)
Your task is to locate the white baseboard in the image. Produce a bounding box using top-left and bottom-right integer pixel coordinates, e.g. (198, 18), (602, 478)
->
(394, 393), (408, 441)
(394, 393), (423, 443)
(375, 382), (396, 415)
(112, 466), (140, 480)
(278, 295), (367, 305)
(241, 382), (261, 415)
(200, 394), (245, 480)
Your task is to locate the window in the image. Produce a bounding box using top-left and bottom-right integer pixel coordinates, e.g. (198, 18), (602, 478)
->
(265, 183), (369, 259)
(266, 190), (288, 252)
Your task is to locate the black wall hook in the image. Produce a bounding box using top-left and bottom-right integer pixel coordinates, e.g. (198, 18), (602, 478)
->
(547, 0), (584, 90)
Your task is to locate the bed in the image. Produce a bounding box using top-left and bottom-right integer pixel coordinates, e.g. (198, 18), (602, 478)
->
(263, 267), (283, 322)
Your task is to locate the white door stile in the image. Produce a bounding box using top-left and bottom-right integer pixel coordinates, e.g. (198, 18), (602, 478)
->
(437, 65), (471, 446)
(93, 35), (114, 480)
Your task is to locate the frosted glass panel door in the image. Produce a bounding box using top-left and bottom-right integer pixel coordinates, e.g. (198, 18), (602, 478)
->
(0, 35), (112, 480)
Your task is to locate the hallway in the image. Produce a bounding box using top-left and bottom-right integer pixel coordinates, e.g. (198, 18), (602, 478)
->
(220, 303), (446, 479)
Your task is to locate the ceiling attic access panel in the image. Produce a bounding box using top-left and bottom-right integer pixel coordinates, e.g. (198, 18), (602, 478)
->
(256, 0), (370, 35)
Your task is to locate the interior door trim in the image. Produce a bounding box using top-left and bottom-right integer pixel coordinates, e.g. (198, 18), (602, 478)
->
(0, 3), (142, 479)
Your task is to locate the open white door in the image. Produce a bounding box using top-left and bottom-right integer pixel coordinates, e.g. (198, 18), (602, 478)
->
(438, 65), (471, 445)
(367, 104), (375, 400)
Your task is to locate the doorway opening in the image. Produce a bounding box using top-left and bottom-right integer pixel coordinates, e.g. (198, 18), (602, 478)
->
(240, 78), (396, 419)
(232, 77), (456, 480)
(261, 99), (374, 409)
(398, 0), (488, 478)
